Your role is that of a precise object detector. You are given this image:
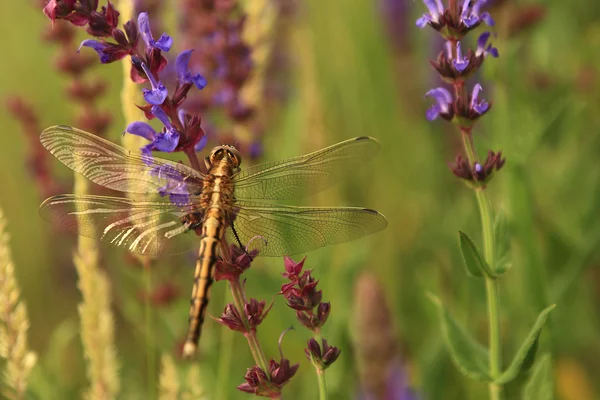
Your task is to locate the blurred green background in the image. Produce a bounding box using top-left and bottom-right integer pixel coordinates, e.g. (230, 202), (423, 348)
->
(1, 0), (600, 399)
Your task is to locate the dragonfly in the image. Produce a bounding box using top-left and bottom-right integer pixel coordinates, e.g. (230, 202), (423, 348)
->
(39, 125), (387, 357)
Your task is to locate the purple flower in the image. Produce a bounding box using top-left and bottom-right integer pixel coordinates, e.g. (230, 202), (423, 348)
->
(460, 0), (494, 28)
(416, 0), (444, 28)
(125, 106), (180, 155)
(425, 87), (453, 120)
(138, 12), (173, 52)
(78, 39), (129, 64)
(452, 42), (469, 72)
(476, 32), (499, 58)
(149, 164), (191, 205)
(175, 50), (208, 89)
(134, 59), (168, 105)
(470, 83), (489, 114)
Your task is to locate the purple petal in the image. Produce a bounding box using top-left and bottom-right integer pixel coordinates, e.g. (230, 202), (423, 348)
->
(194, 135), (208, 151)
(125, 121), (156, 140)
(425, 87), (453, 109)
(152, 33), (173, 52)
(486, 44), (499, 58)
(143, 83), (168, 105)
(461, 0), (471, 19)
(150, 105), (173, 130)
(175, 50), (193, 81)
(426, 105), (441, 121)
(137, 12), (152, 48)
(78, 39), (110, 63)
(175, 50), (208, 89)
(190, 73), (208, 90)
(416, 14), (431, 28)
(470, 83), (483, 107)
(480, 12), (495, 26)
(473, 101), (489, 114)
(453, 42), (469, 72)
(454, 59), (469, 72)
(476, 32), (492, 55)
(169, 192), (190, 206)
(141, 144), (154, 159)
(474, 162), (483, 173)
(463, 15), (479, 27)
(153, 131), (179, 153)
(423, 0), (441, 19)
(137, 12), (172, 52)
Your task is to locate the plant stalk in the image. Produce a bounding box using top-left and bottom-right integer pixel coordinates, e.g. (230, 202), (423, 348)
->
(462, 130), (502, 400)
(313, 332), (328, 400)
(229, 279), (269, 373)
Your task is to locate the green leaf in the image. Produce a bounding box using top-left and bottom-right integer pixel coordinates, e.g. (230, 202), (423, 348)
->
(522, 354), (554, 400)
(493, 211), (512, 275)
(495, 304), (556, 385)
(458, 231), (498, 279)
(428, 293), (491, 381)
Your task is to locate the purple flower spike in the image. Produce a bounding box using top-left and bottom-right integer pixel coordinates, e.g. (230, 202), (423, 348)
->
(416, 0), (445, 28)
(138, 12), (173, 52)
(176, 50), (208, 89)
(425, 87), (453, 120)
(470, 84), (489, 114)
(476, 32), (499, 58)
(453, 42), (470, 72)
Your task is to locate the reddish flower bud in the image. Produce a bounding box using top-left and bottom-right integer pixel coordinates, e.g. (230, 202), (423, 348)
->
(305, 338), (341, 369)
(282, 256), (305, 280)
(244, 298), (273, 331)
(214, 244), (258, 282)
(215, 304), (246, 332)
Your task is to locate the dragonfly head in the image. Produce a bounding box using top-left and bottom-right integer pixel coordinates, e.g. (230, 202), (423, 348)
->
(209, 145), (242, 168)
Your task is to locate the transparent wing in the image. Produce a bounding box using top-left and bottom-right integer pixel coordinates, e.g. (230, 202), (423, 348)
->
(226, 201), (387, 256)
(39, 194), (204, 255)
(41, 125), (205, 195)
(233, 136), (380, 200)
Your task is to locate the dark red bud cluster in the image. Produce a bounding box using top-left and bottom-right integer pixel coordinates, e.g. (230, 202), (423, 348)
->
(305, 338), (341, 370)
(449, 150), (506, 186)
(214, 244), (259, 282)
(238, 357), (299, 396)
(280, 257), (331, 331)
(215, 299), (273, 333)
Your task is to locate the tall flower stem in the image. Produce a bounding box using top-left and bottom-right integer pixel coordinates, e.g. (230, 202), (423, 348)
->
(313, 331), (328, 400)
(228, 278), (269, 373)
(461, 129), (502, 399)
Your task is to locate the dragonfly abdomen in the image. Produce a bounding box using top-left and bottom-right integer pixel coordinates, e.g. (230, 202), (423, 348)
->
(183, 160), (236, 358)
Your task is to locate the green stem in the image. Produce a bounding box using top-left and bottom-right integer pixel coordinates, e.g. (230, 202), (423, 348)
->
(142, 261), (155, 397)
(313, 332), (328, 400)
(215, 324), (234, 400)
(229, 279), (269, 373)
(462, 129), (502, 400)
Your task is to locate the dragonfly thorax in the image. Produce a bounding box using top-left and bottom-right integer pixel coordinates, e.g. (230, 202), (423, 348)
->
(209, 145), (242, 168)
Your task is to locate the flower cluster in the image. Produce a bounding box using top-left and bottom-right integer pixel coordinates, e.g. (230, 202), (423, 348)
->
(213, 245), (271, 334)
(449, 150), (505, 186)
(419, 0), (505, 186)
(213, 245), (299, 396)
(43, 1), (208, 165)
(238, 331), (299, 397)
(281, 257), (340, 370)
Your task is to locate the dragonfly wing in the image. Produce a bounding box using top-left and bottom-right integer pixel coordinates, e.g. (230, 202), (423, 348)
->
(41, 125), (205, 195)
(225, 201), (387, 256)
(233, 136), (380, 200)
(40, 194), (203, 255)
